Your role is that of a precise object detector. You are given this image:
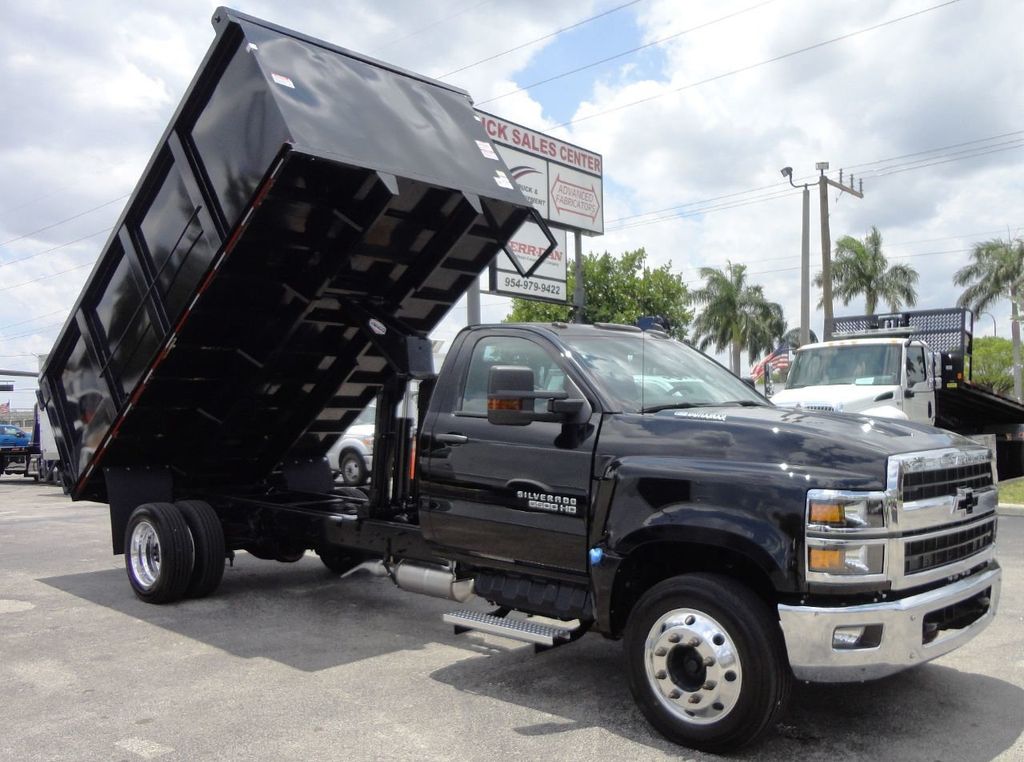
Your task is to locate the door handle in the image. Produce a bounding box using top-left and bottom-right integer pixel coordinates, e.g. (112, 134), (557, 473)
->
(436, 433), (468, 444)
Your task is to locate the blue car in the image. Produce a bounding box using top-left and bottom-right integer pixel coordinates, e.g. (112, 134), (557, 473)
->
(0, 424), (30, 447)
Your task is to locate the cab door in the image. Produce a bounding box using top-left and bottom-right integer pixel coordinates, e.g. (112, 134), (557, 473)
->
(419, 331), (598, 573)
(904, 342), (935, 424)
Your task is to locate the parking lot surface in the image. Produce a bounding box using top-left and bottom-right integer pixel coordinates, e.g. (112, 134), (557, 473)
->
(1, 478), (1022, 761)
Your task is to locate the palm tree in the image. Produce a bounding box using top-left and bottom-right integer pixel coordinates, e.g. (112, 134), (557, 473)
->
(782, 326), (818, 350)
(690, 262), (785, 375)
(955, 236), (1024, 401)
(814, 227), (918, 314)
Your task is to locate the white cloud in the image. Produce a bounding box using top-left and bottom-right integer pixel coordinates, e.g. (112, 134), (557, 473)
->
(1, 0), (1022, 396)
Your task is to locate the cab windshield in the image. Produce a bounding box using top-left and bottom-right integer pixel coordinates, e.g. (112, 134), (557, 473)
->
(786, 344), (901, 388)
(561, 332), (767, 413)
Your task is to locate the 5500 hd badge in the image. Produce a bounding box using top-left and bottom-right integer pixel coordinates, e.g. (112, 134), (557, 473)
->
(516, 491), (578, 515)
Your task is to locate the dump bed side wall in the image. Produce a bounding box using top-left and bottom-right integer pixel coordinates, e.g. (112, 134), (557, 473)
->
(39, 9), (535, 501)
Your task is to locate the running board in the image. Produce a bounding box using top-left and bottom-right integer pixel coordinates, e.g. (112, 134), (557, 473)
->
(443, 610), (575, 647)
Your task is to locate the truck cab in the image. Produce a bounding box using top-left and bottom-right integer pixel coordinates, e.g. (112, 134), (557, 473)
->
(772, 336), (937, 424)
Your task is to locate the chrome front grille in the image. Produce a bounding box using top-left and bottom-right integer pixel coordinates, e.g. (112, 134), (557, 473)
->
(886, 447), (998, 589)
(902, 462), (994, 502)
(904, 518), (996, 575)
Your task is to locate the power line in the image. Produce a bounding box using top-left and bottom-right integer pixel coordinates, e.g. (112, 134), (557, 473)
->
(0, 227), (111, 269)
(440, 0), (646, 79)
(604, 136), (1024, 234)
(606, 130), (1024, 227)
(872, 141), (1024, 177)
(551, 0), (963, 130)
(0, 262), (93, 294)
(476, 0), (776, 105)
(369, 0), (496, 56)
(0, 320), (67, 341)
(0, 195), (127, 248)
(0, 309), (65, 335)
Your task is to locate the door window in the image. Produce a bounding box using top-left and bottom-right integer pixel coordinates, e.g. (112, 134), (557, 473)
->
(906, 346), (927, 386)
(459, 335), (573, 414)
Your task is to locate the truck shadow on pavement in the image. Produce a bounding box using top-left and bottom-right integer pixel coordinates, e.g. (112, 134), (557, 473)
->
(428, 635), (1024, 760)
(39, 557), (1024, 758)
(39, 556), (513, 673)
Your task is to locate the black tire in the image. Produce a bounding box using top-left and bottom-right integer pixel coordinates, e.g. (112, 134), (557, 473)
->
(339, 450), (368, 486)
(175, 500), (226, 599)
(623, 573), (791, 753)
(317, 547), (366, 575)
(124, 502), (195, 604)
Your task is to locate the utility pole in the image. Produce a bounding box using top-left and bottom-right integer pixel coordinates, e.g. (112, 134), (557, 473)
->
(816, 161), (863, 335)
(780, 167), (810, 345)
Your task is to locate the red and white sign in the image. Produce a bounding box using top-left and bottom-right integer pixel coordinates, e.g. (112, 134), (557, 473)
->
(489, 225), (568, 303)
(550, 169), (601, 225)
(476, 110), (603, 235)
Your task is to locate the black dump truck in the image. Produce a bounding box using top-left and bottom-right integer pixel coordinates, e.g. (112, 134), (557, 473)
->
(39, 9), (1001, 752)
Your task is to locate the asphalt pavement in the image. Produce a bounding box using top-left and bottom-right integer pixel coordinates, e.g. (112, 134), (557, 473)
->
(1, 477), (1022, 761)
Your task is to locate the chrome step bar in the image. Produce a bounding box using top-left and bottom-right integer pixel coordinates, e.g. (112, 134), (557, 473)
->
(443, 610), (574, 646)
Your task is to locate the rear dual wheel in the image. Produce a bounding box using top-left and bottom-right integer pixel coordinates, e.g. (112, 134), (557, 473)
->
(124, 500), (225, 603)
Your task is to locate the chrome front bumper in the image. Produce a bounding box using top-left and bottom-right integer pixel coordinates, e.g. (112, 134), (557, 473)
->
(778, 564), (1000, 682)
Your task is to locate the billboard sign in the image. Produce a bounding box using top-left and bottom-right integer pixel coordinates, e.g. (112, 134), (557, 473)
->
(477, 111), (601, 303)
(476, 111), (604, 235)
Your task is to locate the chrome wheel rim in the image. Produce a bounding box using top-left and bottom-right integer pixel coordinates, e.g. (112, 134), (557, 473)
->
(129, 520), (161, 590)
(643, 608), (743, 725)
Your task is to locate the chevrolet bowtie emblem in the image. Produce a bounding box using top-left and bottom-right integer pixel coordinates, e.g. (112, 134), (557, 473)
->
(956, 486), (977, 514)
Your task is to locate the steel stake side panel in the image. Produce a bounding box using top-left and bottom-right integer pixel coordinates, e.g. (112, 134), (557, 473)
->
(38, 7), (535, 502)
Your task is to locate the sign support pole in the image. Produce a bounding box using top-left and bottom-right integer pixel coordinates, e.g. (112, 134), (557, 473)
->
(467, 278), (481, 326)
(572, 231), (584, 323)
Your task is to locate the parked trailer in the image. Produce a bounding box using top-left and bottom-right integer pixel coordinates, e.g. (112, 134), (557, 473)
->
(40, 9), (1001, 752)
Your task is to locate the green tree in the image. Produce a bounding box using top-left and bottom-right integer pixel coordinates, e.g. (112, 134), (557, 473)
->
(971, 336), (1014, 395)
(505, 248), (691, 340)
(954, 236), (1024, 400)
(814, 226), (918, 314)
(690, 262), (785, 375)
(782, 326), (818, 350)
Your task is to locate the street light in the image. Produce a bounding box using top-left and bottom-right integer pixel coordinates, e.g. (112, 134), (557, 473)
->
(781, 166), (811, 346)
(979, 311), (997, 337)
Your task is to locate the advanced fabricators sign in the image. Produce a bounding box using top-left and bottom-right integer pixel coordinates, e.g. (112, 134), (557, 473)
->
(476, 111), (604, 235)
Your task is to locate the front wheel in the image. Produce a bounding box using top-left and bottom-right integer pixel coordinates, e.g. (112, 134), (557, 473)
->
(623, 573), (791, 752)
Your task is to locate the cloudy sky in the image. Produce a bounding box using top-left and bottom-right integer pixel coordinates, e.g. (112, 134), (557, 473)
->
(1, 0), (1022, 407)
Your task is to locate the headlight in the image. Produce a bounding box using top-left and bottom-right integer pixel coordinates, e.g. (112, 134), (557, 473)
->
(359, 435), (375, 453)
(807, 490), (885, 531)
(807, 542), (885, 575)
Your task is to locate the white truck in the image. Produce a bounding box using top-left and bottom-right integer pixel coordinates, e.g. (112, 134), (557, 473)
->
(771, 308), (1024, 479)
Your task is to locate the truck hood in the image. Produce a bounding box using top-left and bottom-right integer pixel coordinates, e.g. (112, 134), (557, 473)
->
(770, 384), (900, 413)
(598, 403), (973, 490)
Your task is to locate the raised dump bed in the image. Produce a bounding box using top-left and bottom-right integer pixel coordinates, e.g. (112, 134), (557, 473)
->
(38, 8), (541, 502)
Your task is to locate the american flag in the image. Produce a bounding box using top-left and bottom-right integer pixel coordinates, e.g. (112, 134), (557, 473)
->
(750, 343), (791, 380)
(0, 401), (9, 415)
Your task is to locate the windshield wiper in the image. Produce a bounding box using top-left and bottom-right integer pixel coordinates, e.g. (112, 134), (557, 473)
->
(641, 400), (764, 414)
(641, 402), (709, 413)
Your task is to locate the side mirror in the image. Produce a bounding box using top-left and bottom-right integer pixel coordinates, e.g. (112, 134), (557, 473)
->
(904, 388), (916, 399)
(486, 365), (584, 426)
